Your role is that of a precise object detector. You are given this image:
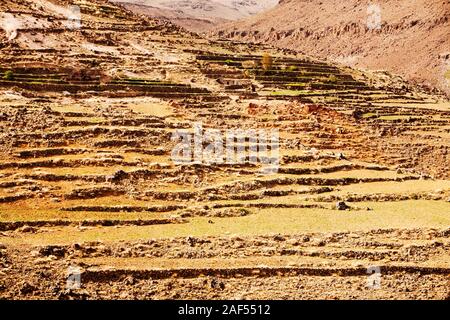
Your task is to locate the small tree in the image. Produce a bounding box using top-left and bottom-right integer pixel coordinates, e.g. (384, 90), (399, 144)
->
(261, 53), (273, 71)
(3, 70), (14, 80)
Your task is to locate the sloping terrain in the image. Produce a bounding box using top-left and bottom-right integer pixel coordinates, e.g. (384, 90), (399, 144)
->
(213, 0), (450, 95)
(0, 0), (449, 300)
(112, 0), (279, 32)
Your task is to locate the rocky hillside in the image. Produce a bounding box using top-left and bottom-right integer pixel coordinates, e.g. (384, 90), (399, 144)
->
(0, 0), (449, 301)
(213, 0), (450, 94)
(112, 0), (279, 32)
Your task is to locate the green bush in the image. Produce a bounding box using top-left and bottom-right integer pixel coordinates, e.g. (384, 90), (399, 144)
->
(328, 75), (338, 82)
(3, 70), (14, 80)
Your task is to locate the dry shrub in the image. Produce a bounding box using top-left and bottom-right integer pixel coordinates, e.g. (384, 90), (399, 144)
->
(261, 53), (273, 70)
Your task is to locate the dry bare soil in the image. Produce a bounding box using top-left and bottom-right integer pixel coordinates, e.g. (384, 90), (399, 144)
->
(0, 0), (449, 300)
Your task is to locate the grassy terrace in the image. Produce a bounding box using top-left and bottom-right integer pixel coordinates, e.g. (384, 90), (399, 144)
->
(75, 1), (131, 20)
(1, 200), (448, 245)
(0, 0), (448, 300)
(0, 71), (209, 95)
(196, 53), (374, 98)
(195, 52), (432, 106)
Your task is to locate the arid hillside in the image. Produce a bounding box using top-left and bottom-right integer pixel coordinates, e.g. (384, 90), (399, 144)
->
(213, 0), (450, 94)
(112, 0), (279, 32)
(0, 0), (449, 300)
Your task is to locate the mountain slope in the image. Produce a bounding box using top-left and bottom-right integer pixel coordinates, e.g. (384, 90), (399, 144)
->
(0, 0), (449, 301)
(111, 0), (279, 32)
(213, 0), (450, 94)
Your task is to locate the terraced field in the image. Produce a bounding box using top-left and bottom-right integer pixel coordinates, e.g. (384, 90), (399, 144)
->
(0, 0), (449, 299)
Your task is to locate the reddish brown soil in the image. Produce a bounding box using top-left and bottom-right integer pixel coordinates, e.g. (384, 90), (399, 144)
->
(0, 0), (448, 301)
(1, 228), (449, 299)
